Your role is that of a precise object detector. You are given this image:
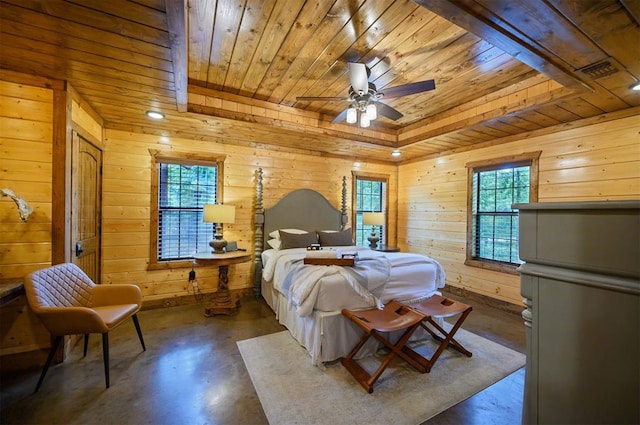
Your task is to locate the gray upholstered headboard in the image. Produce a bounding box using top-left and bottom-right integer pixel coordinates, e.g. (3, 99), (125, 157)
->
(263, 189), (343, 250)
(252, 169), (348, 295)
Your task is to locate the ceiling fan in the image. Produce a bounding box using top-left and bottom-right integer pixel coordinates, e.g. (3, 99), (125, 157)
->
(296, 62), (436, 126)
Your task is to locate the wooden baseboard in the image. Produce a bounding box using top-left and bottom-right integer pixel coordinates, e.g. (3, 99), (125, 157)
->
(441, 285), (524, 316)
(141, 288), (254, 311)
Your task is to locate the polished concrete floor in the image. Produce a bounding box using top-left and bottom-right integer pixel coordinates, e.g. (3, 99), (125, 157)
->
(0, 291), (526, 424)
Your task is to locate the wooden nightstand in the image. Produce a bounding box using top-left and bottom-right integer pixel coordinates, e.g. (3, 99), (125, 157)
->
(194, 251), (252, 316)
(375, 245), (400, 252)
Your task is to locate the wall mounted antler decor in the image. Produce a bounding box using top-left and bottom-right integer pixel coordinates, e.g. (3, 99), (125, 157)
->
(1, 188), (33, 222)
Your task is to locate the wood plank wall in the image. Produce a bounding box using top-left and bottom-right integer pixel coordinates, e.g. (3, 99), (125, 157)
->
(2, 75), (638, 312)
(0, 76), (103, 365)
(102, 129), (398, 305)
(398, 114), (640, 306)
(0, 79), (54, 361)
(71, 98), (102, 143)
(0, 80), (54, 279)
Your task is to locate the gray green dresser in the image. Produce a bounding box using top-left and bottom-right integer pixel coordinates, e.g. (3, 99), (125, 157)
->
(515, 201), (639, 425)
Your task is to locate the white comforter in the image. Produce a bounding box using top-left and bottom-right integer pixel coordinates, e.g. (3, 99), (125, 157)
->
(262, 246), (446, 315)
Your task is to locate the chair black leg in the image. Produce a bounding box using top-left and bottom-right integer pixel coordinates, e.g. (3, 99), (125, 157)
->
(132, 314), (146, 351)
(35, 335), (62, 393)
(83, 334), (89, 357)
(102, 333), (109, 388)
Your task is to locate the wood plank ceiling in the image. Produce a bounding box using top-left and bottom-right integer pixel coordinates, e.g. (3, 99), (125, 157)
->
(1, 0), (638, 163)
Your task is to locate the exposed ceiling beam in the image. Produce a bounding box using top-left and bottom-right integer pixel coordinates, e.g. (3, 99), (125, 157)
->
(165, 0), (188, 112)
(412, 0), (596, 93)
(398, 83), (575, 147)
(187, 85), (397, 147)
(620, 0), (640, 25)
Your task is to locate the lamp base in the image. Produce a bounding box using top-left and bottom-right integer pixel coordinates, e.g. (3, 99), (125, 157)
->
(210, 237), (227, 253)
(367, 235), (380, 250)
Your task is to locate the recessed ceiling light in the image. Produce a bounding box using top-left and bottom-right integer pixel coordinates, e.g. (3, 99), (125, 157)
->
(391, 149), (401, 157)
(146, 110), (165, 120)
(631, 82), (640, 91)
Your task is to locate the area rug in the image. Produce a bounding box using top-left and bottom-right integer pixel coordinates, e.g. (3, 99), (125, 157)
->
(237, 329), (525, 425)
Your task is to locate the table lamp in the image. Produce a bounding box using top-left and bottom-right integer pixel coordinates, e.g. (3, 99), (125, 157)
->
(203, 204), (236, 253)
(363, 212), (385, 250)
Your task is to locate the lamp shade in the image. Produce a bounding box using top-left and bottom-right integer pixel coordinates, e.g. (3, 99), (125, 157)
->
(203, 204), (236, 224)
(363, 212), (385, 226)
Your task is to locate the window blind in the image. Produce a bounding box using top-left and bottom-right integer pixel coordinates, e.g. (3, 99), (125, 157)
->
(471, 165), (529, 264)
(157, 163), (217, 260)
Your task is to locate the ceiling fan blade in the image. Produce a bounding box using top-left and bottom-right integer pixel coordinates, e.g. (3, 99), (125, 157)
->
(331, 108), (349, 124)
(373, 101), (403, 121)
(380, 79), (435, 98)
(297, 96), (349, 102)
(348, 62), (369, 94)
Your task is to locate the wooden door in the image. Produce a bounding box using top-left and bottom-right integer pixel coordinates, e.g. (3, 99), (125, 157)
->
(71, 132), (102, 283)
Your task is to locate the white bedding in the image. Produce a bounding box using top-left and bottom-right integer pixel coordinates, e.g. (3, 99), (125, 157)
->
(260, 246), (446, 364)
(262, 246), (445, 314)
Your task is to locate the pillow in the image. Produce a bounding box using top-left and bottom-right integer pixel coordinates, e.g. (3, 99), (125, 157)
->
(268, 228), (307, 240)
(318, 229), (353, 246)
(279, 230), (318, 250)
(267, 239), (281, 250)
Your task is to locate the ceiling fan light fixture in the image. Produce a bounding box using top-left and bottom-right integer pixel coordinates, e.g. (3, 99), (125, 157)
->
(366, 104), (377, 120)
(346, 107), (357, 124)
(360, 112), (370, 128)
(298, 62), (435, 127)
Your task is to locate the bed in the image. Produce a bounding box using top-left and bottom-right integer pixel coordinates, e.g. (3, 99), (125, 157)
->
(253, 170), (445, 365)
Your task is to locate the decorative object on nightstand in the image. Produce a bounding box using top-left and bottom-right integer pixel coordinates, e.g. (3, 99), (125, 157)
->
(363, 212), (385, 250)
(203, 204), (236, 253)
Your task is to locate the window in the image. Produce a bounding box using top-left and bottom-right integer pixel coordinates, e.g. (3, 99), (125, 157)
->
(149, 150), (225, 269)
(352, 172), (389, 247)
(465, 152), (540, 273)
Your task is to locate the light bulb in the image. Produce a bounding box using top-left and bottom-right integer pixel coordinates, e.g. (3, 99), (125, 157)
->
(366, 104), (377, 120)
(146, 110), (165, 120)
(360, 113), (370, 128)
(346, 107), (357, 124)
